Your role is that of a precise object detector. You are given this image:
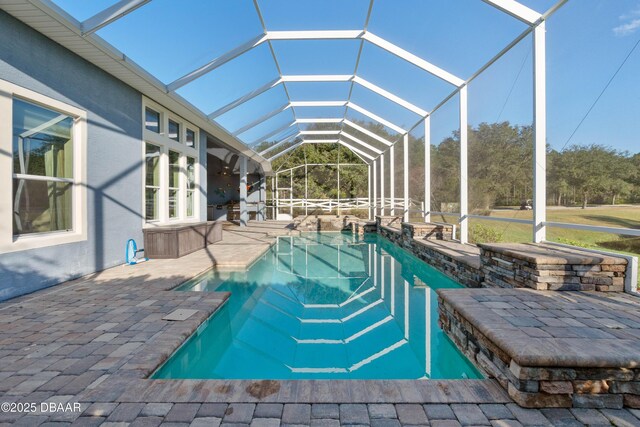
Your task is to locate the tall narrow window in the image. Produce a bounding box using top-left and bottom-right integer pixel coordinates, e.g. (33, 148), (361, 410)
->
(145, 143), (161, 221)
(186, 157), (195, 217)
(186, 129), (196, 148)
(12, 99), (74, 236)
(168, 119), (180, 142)
(168, 151), (180, 218)
(145, 108), (160, 133)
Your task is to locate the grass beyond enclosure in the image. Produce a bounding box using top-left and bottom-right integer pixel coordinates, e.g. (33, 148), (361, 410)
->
(448, 205), (640, 288)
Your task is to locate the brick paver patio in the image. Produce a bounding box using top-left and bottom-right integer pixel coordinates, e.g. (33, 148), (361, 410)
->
(0, 223), (638, 425)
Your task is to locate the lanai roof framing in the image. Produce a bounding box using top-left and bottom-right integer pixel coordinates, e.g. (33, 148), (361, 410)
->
(48, 0), (549, 164)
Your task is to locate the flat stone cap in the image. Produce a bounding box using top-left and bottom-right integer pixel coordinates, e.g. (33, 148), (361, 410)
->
(477, 243), (627, 265)
(438, 288), (640, 369)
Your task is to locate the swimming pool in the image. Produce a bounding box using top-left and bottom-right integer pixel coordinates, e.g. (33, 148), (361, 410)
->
(154, 232), (481, 380)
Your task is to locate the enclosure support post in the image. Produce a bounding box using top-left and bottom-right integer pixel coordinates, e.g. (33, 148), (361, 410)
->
(533, 21), (547, 243)
(290, 170), (293, 219)
(239, 156), (248, 227)
(380, 153), (385, 216)
(259, 175), (266, 221)
(373, 158), (378, 218)
(390, 144), (395, 216)
(368, 163), (372, 220)
(272, 174), (276, 220)
(403, 133), (409, 222)
(305, 163), (308, 217)
(424, 116), (431, 223)
(459, 85), (468, 244)
(337, 148), (341, 216)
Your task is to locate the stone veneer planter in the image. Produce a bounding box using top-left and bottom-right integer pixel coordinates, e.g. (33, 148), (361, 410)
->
(479, 243), (627, 292)
(438, 288), (640, 409)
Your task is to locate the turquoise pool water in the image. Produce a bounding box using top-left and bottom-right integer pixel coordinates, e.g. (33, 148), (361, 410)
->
(154, 233), (481, 380)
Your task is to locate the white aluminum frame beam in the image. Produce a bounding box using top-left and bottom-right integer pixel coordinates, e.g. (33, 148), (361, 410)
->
(81, 0), (150, 35)
(342, 132), (383, 155)
(250, 120), (295, 146)
(533, 22), (547, 242)
(380, 153), (385, 215)
(352, 76), (428, 117)
(424, 116), (431, 222)
(482, 0), (542, 25)
(303, 139), (340, 144)
(252, 0), (302, 142)
(390, 144), (395, 215)
(362, 32), (464, 87)
(268, 140), (303, 161)
(267, 30), (364, 40)
(167, 33), (268, 92)
(287, 102), (405, 135)
(296, 118), (343, 124)
(259, 132), (300, 156)
(348, 103), (406, 134)
(338, 140), (375, 161)
(372, 158), (378, 216)
(233, 103), (290, 136)
(352, 151), (371, 165)
(263, 31), (463, 87)
(297, 140), (372, 164)
(239, 156), (248, 227)
(301, 130), (341, 135)
(343, 119), (393, 146)
(290, 101), (347, 108)
(282, 75), (352, 82)
(208, 77), (281, 119)
(403, 133), (409, 222)
(459, 85), (469, 244)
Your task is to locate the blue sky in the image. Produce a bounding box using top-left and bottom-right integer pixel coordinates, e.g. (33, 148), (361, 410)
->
(53, 0), (640, 153)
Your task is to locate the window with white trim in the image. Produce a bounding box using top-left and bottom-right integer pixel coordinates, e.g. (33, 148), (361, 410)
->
(0, 79), (87, 253)
(186, 157), (195, 217)
(142, 98), (200, 225)
(145, 143), (161, 221)
(168, 150), (180, 219)
(12, 99), (74, 235)
(168, 119), (180, 142)
(145, 107), (160, 133)
(186, 128), (196, 148)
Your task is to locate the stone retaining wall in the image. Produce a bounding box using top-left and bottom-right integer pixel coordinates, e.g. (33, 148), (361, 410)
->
(479, 243), (627, 292)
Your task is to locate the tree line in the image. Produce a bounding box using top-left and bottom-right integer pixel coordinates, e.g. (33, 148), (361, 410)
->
(262, 120), (640, 211)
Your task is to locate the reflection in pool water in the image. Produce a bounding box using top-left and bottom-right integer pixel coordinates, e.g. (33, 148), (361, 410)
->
(154, 232), (481, 380)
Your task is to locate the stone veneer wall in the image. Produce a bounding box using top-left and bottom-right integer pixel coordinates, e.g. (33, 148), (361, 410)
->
(403, 222), (454, 241)
(295, 215), (358, 232)
(407, 240), (482, 288)
(438, 294), (640, 409)
(479, 243), (627, 292)
(375, 217), (482, 288)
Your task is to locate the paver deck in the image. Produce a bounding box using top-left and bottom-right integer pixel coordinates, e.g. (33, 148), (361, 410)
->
(0, 224), (639, 425)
